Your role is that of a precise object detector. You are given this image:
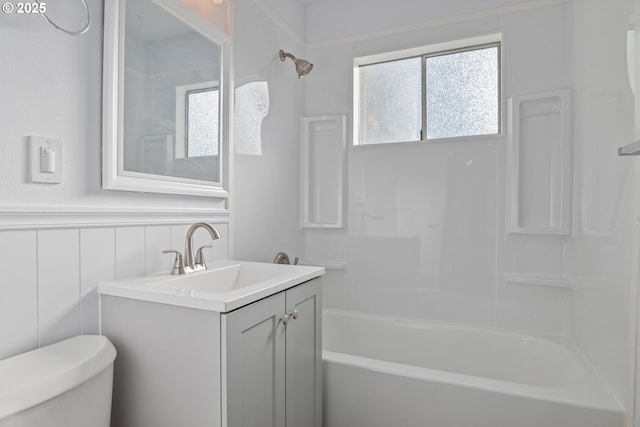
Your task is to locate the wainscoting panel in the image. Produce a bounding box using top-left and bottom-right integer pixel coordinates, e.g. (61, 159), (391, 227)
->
(80, 227), (116, 335)
(0, 230), (38, 360)
(171, 223), (191, 255)
(145, 225), (172, 274)
(115, 226), (147, 280)
(37, 228), (81, 347)
(0, 214), (230, 360)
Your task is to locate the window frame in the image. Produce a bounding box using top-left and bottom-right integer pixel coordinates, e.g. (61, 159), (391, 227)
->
(353, 34), (503, 147)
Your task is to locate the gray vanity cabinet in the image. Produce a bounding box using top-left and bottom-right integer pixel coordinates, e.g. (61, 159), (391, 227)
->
(100, 272), (322, 427)
(224, 278), (322, 427)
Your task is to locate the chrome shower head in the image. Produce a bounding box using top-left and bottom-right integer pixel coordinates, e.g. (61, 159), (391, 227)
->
(279, 49), (313, 78)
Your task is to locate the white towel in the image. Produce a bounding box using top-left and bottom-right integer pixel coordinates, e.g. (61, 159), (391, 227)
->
(234, 81), (269, 155)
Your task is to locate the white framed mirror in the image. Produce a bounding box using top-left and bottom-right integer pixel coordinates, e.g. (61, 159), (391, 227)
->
(102, 0), (230, 197)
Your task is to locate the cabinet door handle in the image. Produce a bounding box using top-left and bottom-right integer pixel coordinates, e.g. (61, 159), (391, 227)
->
(280, 310), (299, 326)
(280, 314), (289, 325)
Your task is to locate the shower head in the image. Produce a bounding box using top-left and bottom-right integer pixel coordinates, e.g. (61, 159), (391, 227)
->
(279, 49), (313, 78)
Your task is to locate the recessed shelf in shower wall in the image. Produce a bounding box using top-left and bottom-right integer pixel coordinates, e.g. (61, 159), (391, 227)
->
(301, 115), (346, 228)
(618, 140), (640, 156)
(504, 273), (574, 290)
(506, 90), (572, 236)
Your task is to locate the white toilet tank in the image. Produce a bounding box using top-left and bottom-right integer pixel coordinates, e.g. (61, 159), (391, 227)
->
(0, 335), (116, 427)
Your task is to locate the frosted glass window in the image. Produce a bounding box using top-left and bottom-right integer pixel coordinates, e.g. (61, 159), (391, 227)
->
(355, 42), (500, 145)
(186, 87), (219, 157)
(359, 57), (422, 144)
(426, 46), (499, 139)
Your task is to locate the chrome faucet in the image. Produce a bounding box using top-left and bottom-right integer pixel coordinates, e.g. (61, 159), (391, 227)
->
(163, 222), (221, 274)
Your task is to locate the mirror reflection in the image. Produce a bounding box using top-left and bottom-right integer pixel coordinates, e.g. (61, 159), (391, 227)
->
(123, 0), (221, 182)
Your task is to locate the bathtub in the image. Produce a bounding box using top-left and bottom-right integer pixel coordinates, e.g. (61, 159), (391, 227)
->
(322, 310), (624, 427)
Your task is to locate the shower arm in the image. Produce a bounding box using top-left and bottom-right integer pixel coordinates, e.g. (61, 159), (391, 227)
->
(279, 51), (296, 62)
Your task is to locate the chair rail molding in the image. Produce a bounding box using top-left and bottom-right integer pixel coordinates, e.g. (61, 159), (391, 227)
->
(0, 205), (230, 230)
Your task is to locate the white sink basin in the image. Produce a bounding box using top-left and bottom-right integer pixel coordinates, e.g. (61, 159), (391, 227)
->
(98, 260), (324, 312)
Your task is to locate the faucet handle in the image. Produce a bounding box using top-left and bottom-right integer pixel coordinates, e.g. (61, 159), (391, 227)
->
(163, 250), (185, 275)
(195, 245), (212, 267)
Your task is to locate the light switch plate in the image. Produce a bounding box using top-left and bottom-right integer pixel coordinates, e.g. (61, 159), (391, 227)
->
(29, 136), (63, 184)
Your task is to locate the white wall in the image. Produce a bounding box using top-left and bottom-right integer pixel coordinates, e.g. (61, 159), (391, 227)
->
(0, 1), (230, 360)
(0, 0), (226, 211)
(232, 0), (307, 262)
(304, 0), (536, 44)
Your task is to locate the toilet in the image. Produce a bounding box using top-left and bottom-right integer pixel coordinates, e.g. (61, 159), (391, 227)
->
(0, 335), (116, 427)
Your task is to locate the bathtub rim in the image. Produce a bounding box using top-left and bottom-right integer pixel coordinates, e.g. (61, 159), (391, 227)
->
(324, 308), (576, 346)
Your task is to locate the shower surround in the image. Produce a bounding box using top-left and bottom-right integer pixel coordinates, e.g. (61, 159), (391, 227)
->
(231, 0), (638, 421)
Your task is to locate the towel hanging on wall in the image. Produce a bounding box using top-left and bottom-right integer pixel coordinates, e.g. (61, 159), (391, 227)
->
(234, 81), (270, 155)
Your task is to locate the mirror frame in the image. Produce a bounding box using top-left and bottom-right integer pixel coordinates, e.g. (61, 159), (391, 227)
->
(102, 0), (230, 198)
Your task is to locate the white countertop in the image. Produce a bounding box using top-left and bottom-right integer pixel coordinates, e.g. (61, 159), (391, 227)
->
(98, 259), (325, 312)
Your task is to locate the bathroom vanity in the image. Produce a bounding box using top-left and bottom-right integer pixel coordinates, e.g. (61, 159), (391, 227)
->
(98, 260), (324, 427)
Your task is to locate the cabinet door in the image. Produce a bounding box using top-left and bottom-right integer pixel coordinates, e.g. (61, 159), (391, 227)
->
(285, 279), (322, 427)
(225, 292), (286, 427)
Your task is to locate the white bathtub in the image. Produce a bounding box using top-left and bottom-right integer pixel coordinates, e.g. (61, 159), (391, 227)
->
(322, 310), (624, 427)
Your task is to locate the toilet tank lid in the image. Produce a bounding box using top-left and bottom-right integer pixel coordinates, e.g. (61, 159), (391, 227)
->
(0, 335), (116, 420)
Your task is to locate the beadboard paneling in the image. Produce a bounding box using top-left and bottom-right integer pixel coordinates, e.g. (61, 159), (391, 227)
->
(213, 223), (229, 261)
(115, 227), (147, 280)
(0, 219), (229, 360)
(37, 229), (81, 347)
(80, 227), (116, 335)
(145, 225), (172, 273)
(0, 230), (38, 360)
